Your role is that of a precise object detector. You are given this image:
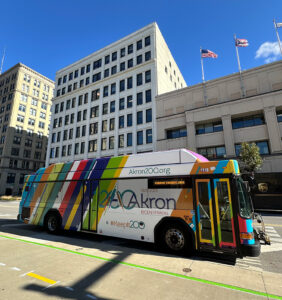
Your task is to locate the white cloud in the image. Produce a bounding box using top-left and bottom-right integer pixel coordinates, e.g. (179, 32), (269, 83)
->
(255, 41), (281, 63)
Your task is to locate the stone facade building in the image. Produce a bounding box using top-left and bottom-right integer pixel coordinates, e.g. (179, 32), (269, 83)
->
(0, 63), (54, 195)
(156, 60), (282, 173)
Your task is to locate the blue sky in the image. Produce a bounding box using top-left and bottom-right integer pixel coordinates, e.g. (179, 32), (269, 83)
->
(0, 0), (281, 85)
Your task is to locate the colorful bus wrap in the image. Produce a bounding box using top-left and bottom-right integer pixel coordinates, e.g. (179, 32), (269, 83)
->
(18, 149), (261, 257)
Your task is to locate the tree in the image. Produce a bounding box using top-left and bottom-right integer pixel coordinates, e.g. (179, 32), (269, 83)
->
(239, 142), (263, 173)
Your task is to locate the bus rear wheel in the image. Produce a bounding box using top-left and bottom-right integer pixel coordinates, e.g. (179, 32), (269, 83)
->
(45, 213), (61, 234)
(161, 223), (191, 255)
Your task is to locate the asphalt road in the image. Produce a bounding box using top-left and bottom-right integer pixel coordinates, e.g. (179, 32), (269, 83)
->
(1, 201), (282, 299)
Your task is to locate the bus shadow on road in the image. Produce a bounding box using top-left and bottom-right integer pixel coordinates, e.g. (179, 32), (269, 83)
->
(0, 218), (237, 267)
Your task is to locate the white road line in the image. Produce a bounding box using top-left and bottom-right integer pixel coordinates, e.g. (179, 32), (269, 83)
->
(1, 223), (22, 227)
(20, 270), (35, 277)
(0, 263), (6, 266)
(42, 281), (60, 291)
(268, 237), (282, 243)
(0, 214), (12, 217)
(86, 294), (97, 300)
(10, 267), (21, 271)
(64, 287), (74, 291)
(239, 257), (260, 262)
(267, 233), (280, 238)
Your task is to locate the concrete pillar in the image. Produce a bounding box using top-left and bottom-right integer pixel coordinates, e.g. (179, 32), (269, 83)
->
(221, 114), (235, 157)
(264, 106), (282, 153)
(185, 112), (196, 152)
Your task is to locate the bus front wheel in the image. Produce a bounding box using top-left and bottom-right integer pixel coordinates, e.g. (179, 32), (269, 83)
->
(161, 223), (191, 255)
(45, 213), (61, 234)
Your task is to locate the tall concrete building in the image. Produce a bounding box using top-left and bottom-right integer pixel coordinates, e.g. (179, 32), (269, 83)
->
(46, 22), (186, 165)
(0, 63), (54, 195)
(156, 60), (282, 173)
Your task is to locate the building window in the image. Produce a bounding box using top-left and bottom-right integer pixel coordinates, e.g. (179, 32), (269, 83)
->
(120, 48), (125, 57)
(120, 62), (125, 71)
(127, 95), (133, 108)
(137, 92), (143, 105)
(67, 144), (72, 156)
(81, 66), (85, 75)
(91, 89), (100, 101)
(111, 65), (117, 75)
(77, 111), (81, 122)
(105, 55), (110, 64)
(76, 127), (80, 138)
(146, 129), (152, 144)
(102, 120), (108, 132)
(128, 44), (133, 54)
(235, 141), (270, 156)
(277, 110), (282, 122)
(75, 143), (79, 155)
(167, 127), (187, 139)
(120, 80), (125, 92)
(128, 59), (133, 68)
(89, 140), (97, 152)
(119, 135), (124, 148)
(127, 114), (132, 127)
(119, 116), (124, 128)
(145, 70), (151, 83)
(119, 98), (125, 110)
(146, 109), (152, 123)
(74, 70), (78, 78)
(137, 111), (143, 125)
(198, 146), (226, 160)
(69, 128), (73, 139)
(103, 86), (109, 97)
(111, 83), (116, 95)
(127, 77), (133, 89)
(104, 68), (110, 78)
(137, 73), (143, 86)
(137, 55), (142, 65)
(101, 138), (107, 150)
(137, 40), (142, 50)
(93, 59), (102, 70)
(103, 103), (108, 115)
(66, 99), (71, 109)
(145, 51), (151, 61)
(145, 36), (151, 46)
(82, 125), (86, 136)
(109, 136), (115, 149)
(11, 148), (19, 156)
(127, 133), (132, 147)
(196, 121), (223, 135)
(232, 114), (265, 129)
(137, 131), (143, 145)
(81, 142), (85, 154)
(7, 173), (16, 184)
(89, 122), (98, 135)
(109, 118), (115, 131)
(112, 52), (117, 61)
(110, 101), (115, 113)
(90, 106), (99, 118)
(92, 72), (101, 83)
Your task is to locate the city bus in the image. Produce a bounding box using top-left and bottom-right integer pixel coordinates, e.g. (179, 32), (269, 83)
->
(18, 149), (262, 257)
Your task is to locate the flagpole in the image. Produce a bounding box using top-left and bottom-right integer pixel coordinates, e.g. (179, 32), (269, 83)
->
(200, 47), (208, 106)
(0, 47), (6, 75)
(273, 19), (282, 56)
(234, 34), (245, 97)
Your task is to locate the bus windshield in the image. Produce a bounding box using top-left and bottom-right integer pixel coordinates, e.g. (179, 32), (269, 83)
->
(237, 177), (253, 218)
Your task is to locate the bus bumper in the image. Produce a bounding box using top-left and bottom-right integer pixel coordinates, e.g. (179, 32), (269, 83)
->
(241, 239), (261, 257)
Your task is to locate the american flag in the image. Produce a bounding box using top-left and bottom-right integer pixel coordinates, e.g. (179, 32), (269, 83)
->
(235, 38), (249, 47)
(201, 49), (218, 58)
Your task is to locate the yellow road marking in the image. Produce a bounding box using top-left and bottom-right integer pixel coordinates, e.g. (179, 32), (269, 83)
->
(265, 224), (282, 227)
(27, 272), (56, 285)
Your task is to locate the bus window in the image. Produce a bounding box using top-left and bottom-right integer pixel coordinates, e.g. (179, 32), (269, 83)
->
(237, 177), (253, 218)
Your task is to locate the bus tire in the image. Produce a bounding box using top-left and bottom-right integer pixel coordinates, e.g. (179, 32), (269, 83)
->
(160, 222), (192, 255)
(45, 212), (61, 234)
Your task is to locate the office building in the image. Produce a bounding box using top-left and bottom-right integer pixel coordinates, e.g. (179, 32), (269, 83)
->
(156, 60), (282, 173)
(0, 63), (54, 195)
(46, 22), (186, 165)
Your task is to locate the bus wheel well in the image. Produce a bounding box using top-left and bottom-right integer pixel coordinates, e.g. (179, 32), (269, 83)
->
(44, 209), (62, 233)
(154, 217), (195, 255)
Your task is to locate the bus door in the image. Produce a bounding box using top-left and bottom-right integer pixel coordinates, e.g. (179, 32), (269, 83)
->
(81, 180), (98, 232)
(195, 178), (236, 253)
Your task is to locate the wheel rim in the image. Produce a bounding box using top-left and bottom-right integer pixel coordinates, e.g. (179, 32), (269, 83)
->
(165, 228), (185, 251)
(47, 216), (57, 232)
